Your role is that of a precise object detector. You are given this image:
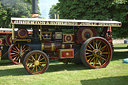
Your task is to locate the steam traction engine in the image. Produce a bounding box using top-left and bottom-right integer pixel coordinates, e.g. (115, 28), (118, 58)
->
(5, 18), (121, 74)
(0, 28), (32, 60)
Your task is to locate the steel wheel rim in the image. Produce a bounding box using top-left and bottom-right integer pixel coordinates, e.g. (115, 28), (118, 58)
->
(9, 44), (29, 64)
(25, 52), (49, 74)
(85, 38), (112, 68)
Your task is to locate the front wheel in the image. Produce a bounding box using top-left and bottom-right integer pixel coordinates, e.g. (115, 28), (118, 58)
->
(23, 50), (49, 74)
(80, 37), (112, 69)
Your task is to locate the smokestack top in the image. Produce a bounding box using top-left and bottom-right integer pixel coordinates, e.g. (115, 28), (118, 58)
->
(32, 0), (38, 18)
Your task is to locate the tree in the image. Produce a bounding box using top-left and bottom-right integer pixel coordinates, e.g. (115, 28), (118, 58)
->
(49, 5), (59, 19)
(0, 0), (32, 28)
(51, 0), (128, 38)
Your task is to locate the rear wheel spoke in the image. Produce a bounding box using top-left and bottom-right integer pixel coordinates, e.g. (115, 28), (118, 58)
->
(98, 40), (102, 49)
(86, 49), (93, 52)
(100, 56), (107, 61)
(102, 52), (109, 54)
(100, 45), (107, 50)
(90, 56), (95, 62)
(86, 54), (94, 58)
(89, 44), (95, 50)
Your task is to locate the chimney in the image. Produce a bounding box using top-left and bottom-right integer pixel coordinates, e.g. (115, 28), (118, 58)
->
(32, 0), (38, 18)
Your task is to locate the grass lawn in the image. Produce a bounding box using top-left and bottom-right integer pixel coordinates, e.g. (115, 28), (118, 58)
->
(114, 43), (128, 49)
(0, 44), (128, 85)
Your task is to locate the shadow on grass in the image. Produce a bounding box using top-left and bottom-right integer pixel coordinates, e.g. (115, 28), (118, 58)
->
(0, 68), (28, 77)
(0, 51), (127, 76)
(47, 62), (88, 72)
(81, 76), (128, 85)
(114, 47), (128, 49)
(112, 52), (128, 61)
(0, 61), (88, 76)
(0, 60), (14, 66)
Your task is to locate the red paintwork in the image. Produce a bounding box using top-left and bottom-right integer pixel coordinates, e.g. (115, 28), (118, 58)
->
(77, 27), (97, 44)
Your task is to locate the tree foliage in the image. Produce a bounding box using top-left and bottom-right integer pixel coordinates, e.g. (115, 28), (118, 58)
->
(49, 5), (59, 19)
(49, 0), (128, 38)
(0, 0), (32, 28)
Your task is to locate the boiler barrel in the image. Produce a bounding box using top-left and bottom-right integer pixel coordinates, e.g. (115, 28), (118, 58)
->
(27, 42), (73, 52)
(41, 43), (73, 52)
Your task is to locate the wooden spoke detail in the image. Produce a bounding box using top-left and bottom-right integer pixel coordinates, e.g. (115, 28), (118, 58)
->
(81, 37), (112, 69)
(8, 44), (30, 64)
(23, 50), (49, 75)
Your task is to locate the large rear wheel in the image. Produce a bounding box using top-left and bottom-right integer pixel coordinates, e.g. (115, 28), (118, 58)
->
(80, 37), (112, 69)
(23, 50), (49, 74)
(8, 44), (30, 64)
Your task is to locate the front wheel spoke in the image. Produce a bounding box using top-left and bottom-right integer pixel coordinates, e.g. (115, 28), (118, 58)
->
(31, 56), (35, 61)
(38, 55), (41, 60)
(39, 57), (45, 61)
(27, 62), (33, 65)
(36, 66), (38, 72)
(35, 54), (38, 60)
(32, 66), (36, 72)
(27, 63), (33, 68)
(40, 64), (46, 68)
(40, 62), (46, 64)
(28, 59), (33, 62)
(38, 66), (42, 71)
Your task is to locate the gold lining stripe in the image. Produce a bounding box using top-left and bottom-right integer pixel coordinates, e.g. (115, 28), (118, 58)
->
(51, 43), (55, 51)
(70, 44), (72, 49)
(41, 43), (44, 51)
(1, 46), (3, 50)
(12, 24), (15, 40)
(61, 44), (65, 48)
